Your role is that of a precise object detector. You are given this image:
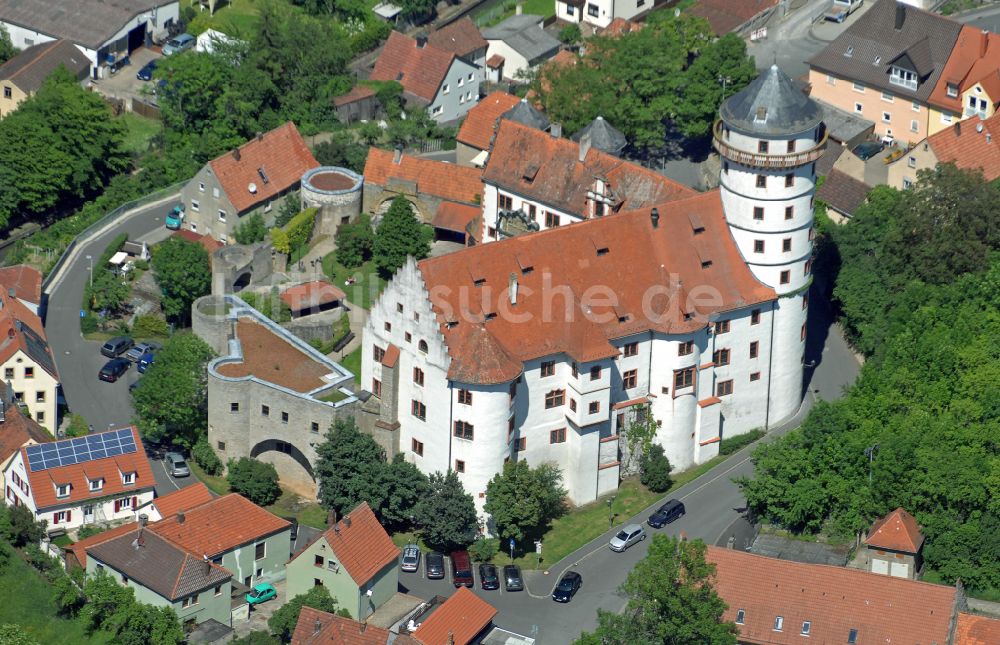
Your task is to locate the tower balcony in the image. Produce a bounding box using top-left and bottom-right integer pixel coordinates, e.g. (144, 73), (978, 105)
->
(712, 121), (827, 169)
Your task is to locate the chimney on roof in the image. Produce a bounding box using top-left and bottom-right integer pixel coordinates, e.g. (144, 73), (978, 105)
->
(6, 288), (13, 298)
(509, 272), (518, 306)
(314, 619), (322, 634)
(202, 554), (210, 576)
(343, 516), (352, 528)
(515, 2), (523, 15)
(393, 145), (403, 165)
(177, 510), (185, 524)
(955, 121), (961, 136)
(981, 29), (990, 59)
(978, 123), (985, 133)
(550, 122), (562, 138)
(232, 148), (241, 161)
(139, 514), (148, 527)
(894, 3), (905, 31)
(650, 207), (659, 229)
(416, 35), (427, 48)
(578, 132), (592, 163)
(360, 622), (367, 633)
(328, 510), (337, 527)
(256, 131), (263, 142)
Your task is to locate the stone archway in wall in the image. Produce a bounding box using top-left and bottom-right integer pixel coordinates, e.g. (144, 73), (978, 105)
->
(374, 196), (431, 225)
(249, 439), (316, 496)
(232, 271), (252, 292)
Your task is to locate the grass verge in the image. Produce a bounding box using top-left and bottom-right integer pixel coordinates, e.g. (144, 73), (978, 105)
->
(266, 490), (329, 529)
(118, 113), (162, 156)
(189, 461), (229, 496)
(339, 345), (362, 381)
(321, 256), (385, 311)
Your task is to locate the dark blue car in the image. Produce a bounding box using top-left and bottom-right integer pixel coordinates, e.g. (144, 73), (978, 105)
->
(136, 59), (157, 81)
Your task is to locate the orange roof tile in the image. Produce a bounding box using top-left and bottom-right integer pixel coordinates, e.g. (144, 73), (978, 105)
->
(173, 230), (223, 258)
(457, 91), (521, 150)
(152, 493), (290, 558)
(483, 120), (695, 217)
(0, 265), (42, 305)
(380, 343), (400, 369)
(955, 612), (1000, 645)
(150, 482), (214, 520)
(864, 507), (924, 553)
(689, 0), (778, 36)
(926, 112), (1000, 181)
(209, 122), (319, 214)
(292, 606), (391, 645)
(22, 426), (153, 511)
(599, 18), (643, 38)
(281, 281), (347, 311)
(485, 54), (504, 69)
(0, 291), (57, 379)
(371, 31), (456, 103)
(707, 546), (956, 645)
(417, 191), (774, 384)
(413, 587), (496, 645)
(217, 318), (334, 393)
(294, 502), (399, 587)
(527, 49), (578, 107)
(68, 520), (140, 569)
(364, 147), (482, 205)
(426, 17), (488, 59)
(930, 25), (1000, 113)
(432, 201), (481, 234)
(0, 402), (50, 464)
(334, 85), (377, 108)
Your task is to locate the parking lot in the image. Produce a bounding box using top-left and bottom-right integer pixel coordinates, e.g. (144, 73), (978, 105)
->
(90, 46), (161, 102)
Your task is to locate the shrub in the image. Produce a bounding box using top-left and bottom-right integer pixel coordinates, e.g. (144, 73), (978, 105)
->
(468, 537), (499, 562)
(559, 24), (581, 44)
(80, 313), (98, 334)
(270, 227), (290, 255)
(132, 314), (170, 339)
(285, 207), (318, 252)
(133, 258), (149, 271)
(639, 444), (673, 493)
(227, 458), (281, 506)
(235, 212), (267, 245)
(76, 525), (104, 540)
(192, 438), (223, 476)
(65, 413), (90, 438)
(719, 429), (765, 456)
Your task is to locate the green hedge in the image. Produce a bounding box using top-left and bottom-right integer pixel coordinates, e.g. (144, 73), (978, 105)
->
(719, 429), (765, 456)
(286, 207), (317, 251)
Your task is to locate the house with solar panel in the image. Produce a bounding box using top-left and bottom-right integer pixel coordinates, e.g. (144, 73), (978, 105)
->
(2, 426), (155, 533)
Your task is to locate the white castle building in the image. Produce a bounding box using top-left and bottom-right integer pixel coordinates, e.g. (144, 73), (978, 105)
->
(361, 66), (825, 512)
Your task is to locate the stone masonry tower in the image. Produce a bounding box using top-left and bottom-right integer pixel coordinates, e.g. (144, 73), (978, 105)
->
(715, 64), (826, 425)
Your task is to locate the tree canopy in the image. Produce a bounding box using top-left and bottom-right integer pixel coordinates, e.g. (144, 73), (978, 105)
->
(414, 470), (479, 551)
(227, 458), (281, 506)
(267, 586), (345, 643)
(372, 196), (432, 277)
(484, 460), (567, 544)
(0, 25), (15, 65)
(151, 237), (211, 324)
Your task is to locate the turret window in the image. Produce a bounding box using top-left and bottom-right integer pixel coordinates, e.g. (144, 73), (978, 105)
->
(785, 205), (794, 220)
(784, 174), (794, 187)
(756, 175), (767, 188)
(753, 240), (764, 253)
(753, 206), (764, 221)
(780, 270), (791, 284)
(786, 140), (796, 153)
(782, 238), (792, 252)
(757, 140), (769, 153)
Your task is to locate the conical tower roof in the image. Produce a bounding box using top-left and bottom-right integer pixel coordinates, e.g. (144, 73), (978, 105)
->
(502, 98), (550, 132)
(572, 116), (627, 156)
(720, 65), (823, 136)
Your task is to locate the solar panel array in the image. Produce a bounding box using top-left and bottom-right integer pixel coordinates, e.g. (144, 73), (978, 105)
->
(25, 428), (137, 473)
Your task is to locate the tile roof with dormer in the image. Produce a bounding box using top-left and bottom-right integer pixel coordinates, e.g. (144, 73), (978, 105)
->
(292, 606), (392, 645)
(364, 147), (483, 205)
(0, 290), (57, 379)
(0, 265), (42, 306)
(0, 398), (50, 464)
(925, 112), (1000, 182)
(426, 17), (487, 59)
(412, 587), (496, 645)
(416, 190), (775, 385)
(456, 91), (522, 150)
(208, 122), (319, 215)
(20, 426), (153, 512)
(371, 31), (457, 104)
(864, 507), (924, 553)
(292, 502), (399, 587)
(707, 546), (957, 645)
(930, 25), (1000, 114)
(153, 492), (291, 558)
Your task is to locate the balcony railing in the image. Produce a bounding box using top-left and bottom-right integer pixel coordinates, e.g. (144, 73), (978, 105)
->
(712, 120), (827, 169)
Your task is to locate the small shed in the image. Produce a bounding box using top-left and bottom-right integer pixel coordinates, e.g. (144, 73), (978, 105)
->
(122, 240), (150, 261)
(334, 86), (381, 125)
(864, 507), (924, 579)
(281, 280), (346, 318)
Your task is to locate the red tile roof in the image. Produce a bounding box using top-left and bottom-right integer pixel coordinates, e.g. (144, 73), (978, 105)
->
(21, 426), (153, 512)
(173, 230), (223, 258)
(151, 493), (291, 558)
(432, 201), (481, 235)
(364, 147), (482, 205)
(281, 281), (347, 311)
(927, 112), (1000, 181)
(0, 403), (50, 464)
(380, 343), (400, 369)
(334, 85), (377, 108)
(456, 91), (521, 150)
(217, 318), (334, 393)
(864, 507), (924, 553)
(413, 587), (496, 645)
(0, 291), (57, 379)
(929, 25), (1000, 113)
(150, 482), (214, 520)
(599, 18), (643, 38)
(955, 612), (1000, 645)
(688, 0), (778, 36)
(0, 265), (42, 305)
(209, 122), (319, 214)
(418, 190), (774, 384)
(706, 546), (956, 645)
(371, 31), (456, 103)
(294, 502), (399, 587)
(292, 606), (391, 645)
(483, 120), (695, 217)
(427, 17), (488, 59)
(485, 54), (504, 69)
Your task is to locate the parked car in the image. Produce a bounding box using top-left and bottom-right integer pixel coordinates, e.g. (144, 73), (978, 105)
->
(137, 352), (155, 374)
(647, 499), (685, 528)
(125, 342), (160, 363)
(101, 336), (134, 358)
(401, 544), (421, 573)
(136, 59), (157, 81)
(852, 141), (884, 161)
(503, 564), (523, 591)
(552, 571), (582, 603)
(162, 33), (195, 56)
(165, 204), (185, 230)
(609, 523), (646, 552)
(450, 550), (474, 588)
(246, 583), (276, 606)
(426, 552), (445, 579)
(164, 451), (190, 478)
(98, 357), (130, 382)
(479, 564), (500, 590)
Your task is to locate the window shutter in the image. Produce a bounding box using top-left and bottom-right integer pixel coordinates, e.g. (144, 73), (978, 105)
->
(132, 496), (137, 510)
(114, 500), (120, 512)
(66, 510), (71, 522)
(53, 512), (59, 524)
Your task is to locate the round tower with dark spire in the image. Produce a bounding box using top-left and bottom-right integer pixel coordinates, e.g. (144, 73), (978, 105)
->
(715, 64), (826, 424)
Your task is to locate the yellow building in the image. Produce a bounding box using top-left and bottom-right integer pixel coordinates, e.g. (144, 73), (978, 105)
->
(924, 26), (1000, 136)
(0, 40), (89, 118)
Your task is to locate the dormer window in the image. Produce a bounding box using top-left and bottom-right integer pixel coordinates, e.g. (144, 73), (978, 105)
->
(801, 621), (811, 635)
(889, 66), (917, 90)
(122, 472), (135, 486)
(89, 478), (103, 492)
(947, 83), (958, 98)
(56, 484), (70, 498)
(774, 616), (784, 631)
(735, 609), (745, 624)
(848, 629), (858, 644)
(845, 46), (854, 57)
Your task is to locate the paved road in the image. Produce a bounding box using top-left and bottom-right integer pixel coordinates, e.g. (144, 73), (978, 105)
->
(748, 0), (832, 79)
(956, 4), (1000, 32)
(398, 281), (860, 643)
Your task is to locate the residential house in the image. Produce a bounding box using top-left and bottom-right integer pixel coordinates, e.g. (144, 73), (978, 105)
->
(555, 0), (651, 30)
(0, 0), (180, 79)
(482, 14), (561, 81)
(3, 426), (155, 532)
(292, 606), (404, 645)
(86, 527), (233, 630)
(426, 17), (488, 78)
(180, 122), (320, 243)
(808, 0), (962, 142)
(0, 384), (51, 489)
(955, 612), (1000, 645)
(887, 111), (1000, 190)
(706, 546), (960, 644)
(0, 264), (42, 315)
(688, 0), (778, 37)
(815, 169), (871, 222)
(409, 587), (497, 645)
(455, 91), (521, 167)
(0, 279), (59, 431)
(370, 31), (480, 123)
(285, 502), (399, 620)
(0, 39), (89, 117)
(333, 86), (381, 125)
(862, 507), (923, 579)
(927, 25), (1000, 135)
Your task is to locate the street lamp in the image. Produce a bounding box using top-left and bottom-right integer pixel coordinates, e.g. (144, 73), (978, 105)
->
(864, 444), (879, 485)
(607, 496), (616, 528)
(85, 255), (93, 288)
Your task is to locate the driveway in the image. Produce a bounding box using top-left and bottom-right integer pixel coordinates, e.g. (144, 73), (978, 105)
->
(90, 47), (160, 103)
(397, 284), (860, 644)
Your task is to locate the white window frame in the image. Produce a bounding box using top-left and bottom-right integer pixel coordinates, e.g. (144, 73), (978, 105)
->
(212, 187), (220, 198)
(946, 83), (958, 98)
(882, 112), (891, 123)
(89, 479), (102, 492)
(198, 182), (205, 192)
(432, 106), (443, 116)
(119, 497), (133, 510)
(941, 111), (954, 124)
(442, 83), (449, 94)
(122, 472), (135, 485)
(56, 484), (69, 498)
(881, 91), (894, 103)
(854, 103), (863, 114)
(910, 120), (919, 133)
(826, 74), (835, 85)
(218, 209), (226, 223)
(853, 81), (865, 93)
(908, 156), (917, 168)
(889, 66), (917, 91)
(911, 101), (921, 112)
(190, 200), (200, 212)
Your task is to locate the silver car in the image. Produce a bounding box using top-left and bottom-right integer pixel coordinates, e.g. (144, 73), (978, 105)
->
(609, 523), (646, 552)
(162, 33), (195, 56)
(401, 543), (421, 572)
(164, 451), (190, 478)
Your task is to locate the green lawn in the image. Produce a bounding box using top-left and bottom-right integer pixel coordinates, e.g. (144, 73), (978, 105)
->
(475, 0), (553, 27)
(0, 551), (111, 644)
(266, 490), (329, 529)
(319, 388), (351, 403)
(188, 0), (264, 37)
(190, 461), (230, 495)
(118, 113), (162, 156)
(340, 346), (361, 381)
(321, 256), (385, 311)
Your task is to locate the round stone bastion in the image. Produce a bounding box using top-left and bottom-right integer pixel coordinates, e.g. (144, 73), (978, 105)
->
(300, 167), (363, 234)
